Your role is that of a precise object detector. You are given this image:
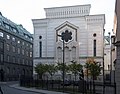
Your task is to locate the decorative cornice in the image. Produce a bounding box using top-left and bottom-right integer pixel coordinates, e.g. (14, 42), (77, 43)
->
(34, 57), (54, 59)
(79, 56), (103, 59)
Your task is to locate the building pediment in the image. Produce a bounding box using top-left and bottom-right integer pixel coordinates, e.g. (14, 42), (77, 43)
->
(55, 21), (79, 43)
(55, 21), (78, 31)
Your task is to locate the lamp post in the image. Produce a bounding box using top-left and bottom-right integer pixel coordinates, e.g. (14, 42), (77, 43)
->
(108, 32), (112, 83)
(57, 30), (72, 92)
(103, 29), (105, 94)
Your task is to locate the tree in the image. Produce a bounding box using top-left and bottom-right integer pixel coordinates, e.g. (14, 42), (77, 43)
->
(56, 62), (69, 76)
(68, 60), (83, 81)
(34, 63), (48, 80)
(46, 64), (57, 80)
(85, 58), (101, 80)
(85, 58), (101, 94)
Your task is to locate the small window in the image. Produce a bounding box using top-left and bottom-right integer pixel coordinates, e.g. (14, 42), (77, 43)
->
(0, 54), (3, 62)
(30, 60), (32, 66)
(26, 51), (29, 56)
(30, 45), (32, 48)
(22, 59), (25, 64)
(12, 37), (15, 41)
(39, 36), (42, 39)
(13, 28), (17, 33)
(17, 40), (20, 44)
(0, 32), (3, 37)
(12, 56), (15, 63)
(6, 44), (10, 51)
(0, 22), (2, 25)
(7, 35), (10, 39)
(22, 49), (24, 55)
(30, 52), (32, 57)
(25, 35), (28, 38)
(22, 42), (24, 45)
(26, 60), (28, 65)
(18, 48), (20, 54)
(7, 67), (10, 74)
(0, 42), (4, 49)
(26, 43), (28, 47)
(30, 38), (33, 41)
(93, 33), (97, 37)
(5, 24), (9, 29)
(12, 46), (15, 52)
(17, 58), (20, 64)
(7, 55), (10, 62)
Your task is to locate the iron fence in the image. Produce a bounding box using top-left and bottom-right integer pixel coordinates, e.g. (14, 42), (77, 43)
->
(20, 76), (116, 94)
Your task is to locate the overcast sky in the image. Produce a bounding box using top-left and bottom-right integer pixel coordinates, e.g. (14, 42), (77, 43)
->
(0, 0), (115, 35)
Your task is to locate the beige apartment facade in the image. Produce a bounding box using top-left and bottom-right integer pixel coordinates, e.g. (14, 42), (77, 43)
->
(113, 0), (120, 94)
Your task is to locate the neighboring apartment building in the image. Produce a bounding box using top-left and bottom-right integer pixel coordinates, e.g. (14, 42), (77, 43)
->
(104, 35), (111, 71)
(0, 12), (33, 81)
(32, 4), (105, 73)
(113, 0), (120, 93)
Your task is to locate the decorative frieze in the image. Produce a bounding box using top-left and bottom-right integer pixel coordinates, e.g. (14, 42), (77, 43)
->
(44, 4), (91, 18)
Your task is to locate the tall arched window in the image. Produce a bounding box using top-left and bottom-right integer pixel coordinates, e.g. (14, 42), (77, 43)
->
(65, 47), (69, 60)
(57, 47), (62, 60)
(93, 39), (96, 56)
(39, 41), (42, 57)
(72, 47), (76, 60)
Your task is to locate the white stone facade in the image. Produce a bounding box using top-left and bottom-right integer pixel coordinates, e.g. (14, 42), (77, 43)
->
(32, 4), (105, 67)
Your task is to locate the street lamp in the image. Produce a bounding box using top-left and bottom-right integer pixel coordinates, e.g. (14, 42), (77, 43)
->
(57, 30), (72, 92)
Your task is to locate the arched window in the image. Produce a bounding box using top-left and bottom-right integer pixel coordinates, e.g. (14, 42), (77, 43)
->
(57, 47), (62, 60)
(72, 46), (76, 60)
(65, 47), (69, 60)
(93, 39), (96, 56)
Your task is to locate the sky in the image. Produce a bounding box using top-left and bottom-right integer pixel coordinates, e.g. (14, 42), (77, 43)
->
(0, 0), (115, 35)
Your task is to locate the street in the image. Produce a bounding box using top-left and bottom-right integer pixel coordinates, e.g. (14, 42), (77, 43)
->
(0, 84), (43, 94)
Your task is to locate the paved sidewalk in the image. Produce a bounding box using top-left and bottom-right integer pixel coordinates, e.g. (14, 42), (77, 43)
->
(10, 84), (69, 94)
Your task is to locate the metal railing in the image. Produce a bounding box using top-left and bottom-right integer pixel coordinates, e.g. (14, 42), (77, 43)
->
(20, 76), (116, 94)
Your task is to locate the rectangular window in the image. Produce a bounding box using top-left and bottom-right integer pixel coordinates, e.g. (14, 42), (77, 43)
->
(17, 40), (20, 44)
(0, 32), (3, 37)
(7, 35), (10, 39)
(7, 55), (10, 62)
(12, 46), (15, 52)
(26, 51), (29, 56)
(22, 59), (24, 64)
(30, 60), (32, 66)
(0, 54), (3, 62)
(17, 58), (20, 64)
(22, 42), (24, 45)
(26, 60), (28, 65)
(39, 41), (42, 57)
(30, 45), (32, 48)
(93, 40), (96, 56)
(25, 35), (28, 38)
(0, 22), (2, 25)
(13, 28), (17, 33)
(5, 24), (9, 29)
(7, 44), (10, 51)
(26, 43), (28, 47)
(0, 42), (3, 49)
(18, 48), (20, 54)
(12, 56), (15, 63)
(22, 49), (24, 55)
(12, 37), (15, 41)
(30, 38), (33, 41)
(30, 52), (32, 57)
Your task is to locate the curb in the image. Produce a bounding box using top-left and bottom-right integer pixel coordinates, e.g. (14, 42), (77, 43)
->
(9, 84), (68, 94)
